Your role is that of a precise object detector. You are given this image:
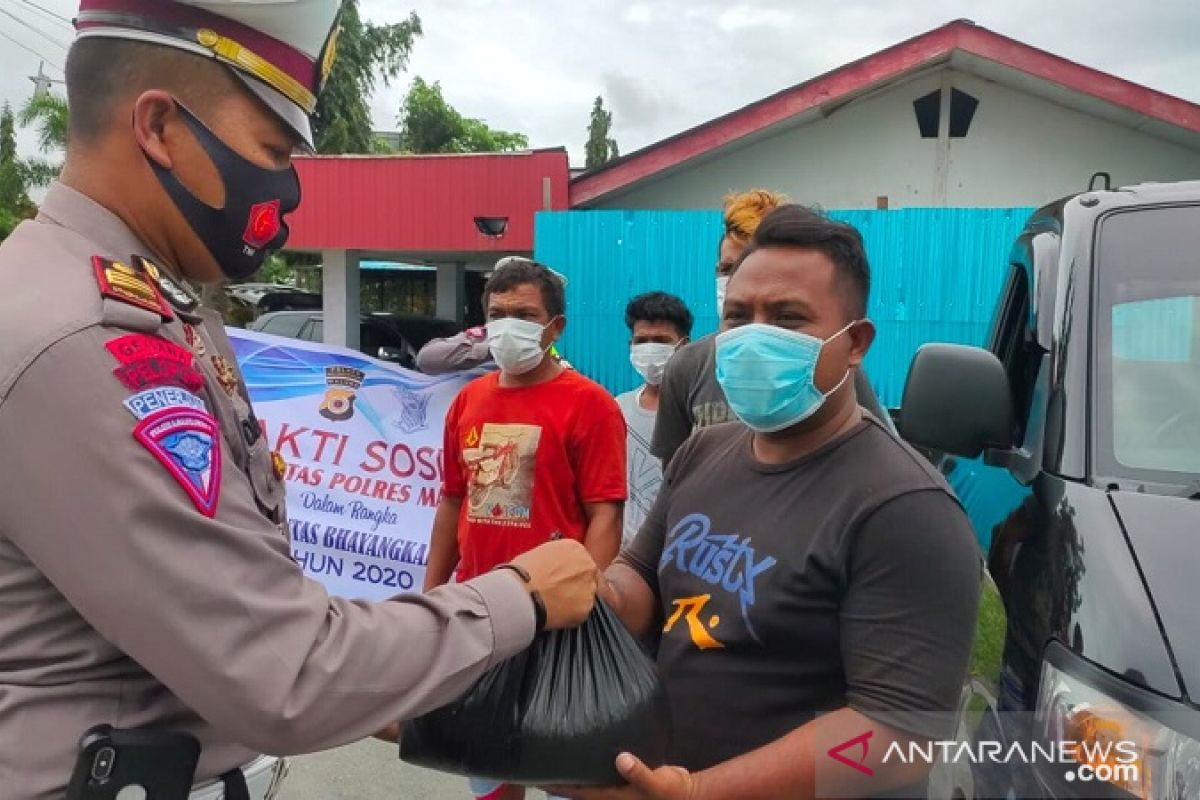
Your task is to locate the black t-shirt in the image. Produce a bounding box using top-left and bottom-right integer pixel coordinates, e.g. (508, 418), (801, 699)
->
(624, 417), (982, 772)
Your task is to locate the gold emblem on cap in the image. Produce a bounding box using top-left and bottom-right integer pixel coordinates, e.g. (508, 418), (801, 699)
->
(195, 28), (317, 114)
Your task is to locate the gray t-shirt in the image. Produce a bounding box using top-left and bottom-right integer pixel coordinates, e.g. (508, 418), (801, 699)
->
(615, 387), (662, 547)
(651, 333), (893, 467)
(624, 418), (982, 772)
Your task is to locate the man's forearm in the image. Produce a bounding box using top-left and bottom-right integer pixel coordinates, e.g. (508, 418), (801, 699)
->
(690, 707), (932, 800)
(423, 498), (462, 591)
(599, 562), (658, 640)
(582, 501), (622, 570)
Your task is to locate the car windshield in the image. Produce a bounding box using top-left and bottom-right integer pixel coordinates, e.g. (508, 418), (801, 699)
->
(1096, 205), (1200, 485)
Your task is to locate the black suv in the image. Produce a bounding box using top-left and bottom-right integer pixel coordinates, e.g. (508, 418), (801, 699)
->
(901, 181), (1200, 798)
(249, 311), (458, 369)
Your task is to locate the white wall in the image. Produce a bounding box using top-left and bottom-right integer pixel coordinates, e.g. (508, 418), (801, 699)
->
(591, 69), (1200, 210)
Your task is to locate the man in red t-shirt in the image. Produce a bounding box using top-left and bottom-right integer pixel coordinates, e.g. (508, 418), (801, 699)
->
(425, 258), (626, 800)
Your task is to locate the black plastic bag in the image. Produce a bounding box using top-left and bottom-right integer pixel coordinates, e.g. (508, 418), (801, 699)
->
(400, 599), (672, 786)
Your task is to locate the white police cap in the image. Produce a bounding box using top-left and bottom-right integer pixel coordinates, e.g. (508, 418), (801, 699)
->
(75, 0), (341, 150)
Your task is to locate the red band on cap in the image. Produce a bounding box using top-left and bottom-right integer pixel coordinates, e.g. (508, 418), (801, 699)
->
(77, 0), (316, 95)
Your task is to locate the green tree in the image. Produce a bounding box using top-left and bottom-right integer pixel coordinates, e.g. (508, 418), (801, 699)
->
(397, 76), (528, 154)
(19, 92), (68, 153)
(313, 2), (422, 154)
(585, 95), (619, 169)
(0, 103), (36, 241)
(18, 92), (69, 188)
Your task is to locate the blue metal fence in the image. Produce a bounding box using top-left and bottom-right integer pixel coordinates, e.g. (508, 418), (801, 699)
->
(535, 207), (1035, 406)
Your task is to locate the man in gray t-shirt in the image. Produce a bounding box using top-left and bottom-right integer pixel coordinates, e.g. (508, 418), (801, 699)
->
(615, 292), (693, 546)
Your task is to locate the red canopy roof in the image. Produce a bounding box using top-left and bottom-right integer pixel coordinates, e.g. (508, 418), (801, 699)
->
(287, 149), (569, 255)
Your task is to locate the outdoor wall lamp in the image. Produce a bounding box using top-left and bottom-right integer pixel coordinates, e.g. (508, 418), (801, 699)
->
(474, 216), (509, 238)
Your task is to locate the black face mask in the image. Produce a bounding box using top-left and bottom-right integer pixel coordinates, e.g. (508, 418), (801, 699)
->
(144, 101), (302, 281)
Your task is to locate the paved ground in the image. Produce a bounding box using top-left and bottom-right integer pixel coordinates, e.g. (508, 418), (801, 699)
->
(282, 740), (549, 800)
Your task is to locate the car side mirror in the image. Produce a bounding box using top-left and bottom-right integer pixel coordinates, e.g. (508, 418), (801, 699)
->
(899, 343), (1015, 459)
(377, 346), (405, 363)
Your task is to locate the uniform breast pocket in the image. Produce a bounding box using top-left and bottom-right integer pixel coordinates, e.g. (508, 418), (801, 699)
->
(245, 436), (286, 522)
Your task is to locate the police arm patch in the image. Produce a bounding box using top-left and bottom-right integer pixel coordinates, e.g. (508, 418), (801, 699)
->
(133, 408), (222, 518)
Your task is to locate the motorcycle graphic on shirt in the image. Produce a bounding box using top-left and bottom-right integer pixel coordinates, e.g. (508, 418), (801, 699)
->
(463, 423), (542, 527)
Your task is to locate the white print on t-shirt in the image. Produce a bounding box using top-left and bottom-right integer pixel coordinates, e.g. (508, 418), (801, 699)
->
(464, 423), (542, 527)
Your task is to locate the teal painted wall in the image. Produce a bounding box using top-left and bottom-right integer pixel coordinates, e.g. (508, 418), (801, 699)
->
(535, 207), (1035, 407)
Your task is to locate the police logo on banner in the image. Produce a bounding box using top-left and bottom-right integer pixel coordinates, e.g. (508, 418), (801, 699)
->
(320, 366), (365, 422)
(134, 408), (222, 517)
(391, 386), (430, 434)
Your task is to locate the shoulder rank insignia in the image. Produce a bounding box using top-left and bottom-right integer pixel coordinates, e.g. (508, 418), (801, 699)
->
(92, 256), (173, 321)
(135, 256), (199, 313)
(134, 407), (221, 518)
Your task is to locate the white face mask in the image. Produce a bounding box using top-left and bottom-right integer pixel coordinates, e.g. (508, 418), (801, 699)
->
(487, 317), (553, 375)
(629, 342), (676, 386)
(716, 275), (730, 316)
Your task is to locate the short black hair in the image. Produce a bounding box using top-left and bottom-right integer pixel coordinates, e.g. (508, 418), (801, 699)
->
(483, 259), (566, 318)
(740, 204), (871, 319)
(65, 38), (236, 144)
(625, 292), (693, 338)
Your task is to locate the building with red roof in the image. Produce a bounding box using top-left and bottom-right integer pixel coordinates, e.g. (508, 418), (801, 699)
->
(571, 20), (1200, 210)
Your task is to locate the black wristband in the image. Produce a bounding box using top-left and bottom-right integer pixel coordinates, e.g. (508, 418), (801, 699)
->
(529, 590), (548, 635)
(494, 563), (546, 634)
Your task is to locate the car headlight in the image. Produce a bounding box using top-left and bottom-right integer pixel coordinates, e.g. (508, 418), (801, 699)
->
(1036, 653), (1200, 799)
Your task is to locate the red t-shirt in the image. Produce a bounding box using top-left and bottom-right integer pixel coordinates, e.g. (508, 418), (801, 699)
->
(442, 369), (627, 581)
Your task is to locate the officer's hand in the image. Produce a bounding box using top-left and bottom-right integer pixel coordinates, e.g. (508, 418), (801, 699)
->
(511, 540), (598, 629)
(373, 722), (400, 743)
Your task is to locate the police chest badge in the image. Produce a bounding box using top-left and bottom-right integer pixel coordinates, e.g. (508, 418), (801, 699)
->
(211, 355), (240, 397)
(320, 366), (365, 422)
(134, 408), (222, 518)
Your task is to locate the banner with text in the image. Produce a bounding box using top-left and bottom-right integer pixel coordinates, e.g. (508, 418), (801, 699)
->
(228, 329), (477, 600)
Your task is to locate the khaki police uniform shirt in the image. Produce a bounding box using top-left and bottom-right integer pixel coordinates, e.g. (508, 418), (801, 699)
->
(0, 184), (536, 800)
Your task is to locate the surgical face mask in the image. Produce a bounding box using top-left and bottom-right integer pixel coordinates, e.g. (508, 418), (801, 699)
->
(143, 101), (301, 281)
(630, 342), (676, 386)
(487, 317), (554, 375)
(715, 321), (857, 433)
(716, 275), (730, 315)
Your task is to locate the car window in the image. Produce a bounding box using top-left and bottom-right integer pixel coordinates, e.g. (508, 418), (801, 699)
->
(1097, 206), (1200, 483)
(990, 265), (1037, 440)
(259, 314), (310, 339)
(361, 323), (402, 355)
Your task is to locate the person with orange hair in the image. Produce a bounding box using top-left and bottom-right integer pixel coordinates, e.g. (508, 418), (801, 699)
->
(652, 190), (890, 467)
(715, 189), (786, 313)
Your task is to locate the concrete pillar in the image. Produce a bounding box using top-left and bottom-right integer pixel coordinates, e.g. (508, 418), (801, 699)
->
(436, 261), (466, 323)
(322, 249), (360, 349)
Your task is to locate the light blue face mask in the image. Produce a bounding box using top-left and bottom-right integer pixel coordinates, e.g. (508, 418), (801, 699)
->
(715, 321), (857, 433)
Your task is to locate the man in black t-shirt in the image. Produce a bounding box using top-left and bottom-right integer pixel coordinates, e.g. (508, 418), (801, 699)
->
(562, 206), (982, 800)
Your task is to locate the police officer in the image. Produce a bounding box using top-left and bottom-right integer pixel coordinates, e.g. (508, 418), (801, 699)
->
(0, 3), (597, 799)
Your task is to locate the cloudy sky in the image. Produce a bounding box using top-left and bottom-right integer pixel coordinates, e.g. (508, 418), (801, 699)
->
(3, 0), (1198, 166)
